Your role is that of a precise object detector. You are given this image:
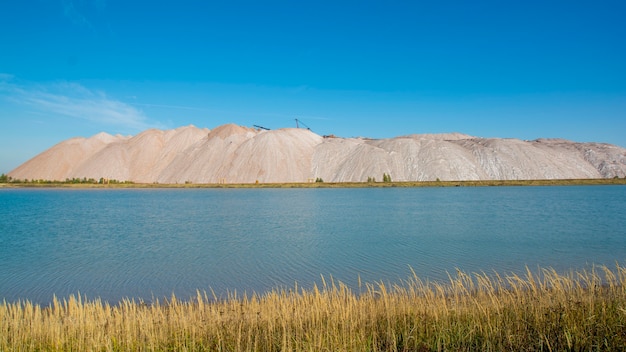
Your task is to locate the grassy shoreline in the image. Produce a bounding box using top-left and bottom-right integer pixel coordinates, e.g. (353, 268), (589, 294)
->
(2, 265), (625, 351)
(1, 177), (625, 189)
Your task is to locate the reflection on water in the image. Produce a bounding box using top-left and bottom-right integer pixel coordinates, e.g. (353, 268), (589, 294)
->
(1, 186), (625, 304)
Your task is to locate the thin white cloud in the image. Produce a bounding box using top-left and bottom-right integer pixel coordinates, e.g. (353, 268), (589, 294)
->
(131, 102), (210, 112)
(1, 79), (164, 132)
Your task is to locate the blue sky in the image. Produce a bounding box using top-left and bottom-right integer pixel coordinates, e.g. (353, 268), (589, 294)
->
(1, 0), (625, 173)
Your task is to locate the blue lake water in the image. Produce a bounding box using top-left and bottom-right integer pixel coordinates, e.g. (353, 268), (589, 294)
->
(1, 186), (625, 304)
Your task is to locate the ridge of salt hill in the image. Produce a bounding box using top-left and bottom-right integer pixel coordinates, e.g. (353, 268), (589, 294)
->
(9, 124), (626, 183)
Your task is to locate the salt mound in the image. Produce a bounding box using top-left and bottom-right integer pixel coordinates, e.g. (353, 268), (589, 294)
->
(8, 123), (626, 183)
(158, 127), (322, 183)
(402, 132), (475, 141)
(8, 134), (122, 181)
(208, 123), (256, 140)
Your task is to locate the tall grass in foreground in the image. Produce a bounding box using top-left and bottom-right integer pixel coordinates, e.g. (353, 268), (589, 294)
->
(2, 265), (626, 351)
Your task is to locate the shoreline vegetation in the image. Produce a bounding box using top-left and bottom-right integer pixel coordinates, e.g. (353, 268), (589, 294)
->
(1, 176), (625, 188)
(2, 265), (625, 351)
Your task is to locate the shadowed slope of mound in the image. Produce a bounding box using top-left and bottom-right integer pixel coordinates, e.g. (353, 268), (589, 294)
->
(449, 138), (601, 180)
(311, 134), (626, 182)
(532, 138), (626, 178)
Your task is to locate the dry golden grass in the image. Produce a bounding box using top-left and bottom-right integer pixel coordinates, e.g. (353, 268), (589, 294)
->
(2, 265), (626, 351)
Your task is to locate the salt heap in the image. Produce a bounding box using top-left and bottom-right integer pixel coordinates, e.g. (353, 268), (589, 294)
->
(9, 123), (626, 183)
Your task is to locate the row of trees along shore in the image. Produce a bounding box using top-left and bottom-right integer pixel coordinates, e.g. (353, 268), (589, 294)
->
(0, 174), (130, 184)
(3, 173), (626, 186)
(0, 173), (395, 184)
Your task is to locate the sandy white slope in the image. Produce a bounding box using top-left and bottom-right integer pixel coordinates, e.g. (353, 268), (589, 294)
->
(9, 124), (626, 182)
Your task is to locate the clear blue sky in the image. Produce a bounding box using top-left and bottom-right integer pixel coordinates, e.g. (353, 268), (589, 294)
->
(1, 0), (625, 173)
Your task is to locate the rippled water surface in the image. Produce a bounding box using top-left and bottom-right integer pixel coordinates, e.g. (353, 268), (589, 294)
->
(1, 186), (625, 304)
